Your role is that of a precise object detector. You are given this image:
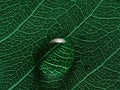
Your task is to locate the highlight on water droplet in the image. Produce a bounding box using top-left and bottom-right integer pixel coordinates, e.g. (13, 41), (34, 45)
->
(50, 38), (66, 43)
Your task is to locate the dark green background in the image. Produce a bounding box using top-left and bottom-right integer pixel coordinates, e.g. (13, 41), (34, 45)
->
(0, 0), (120, 90)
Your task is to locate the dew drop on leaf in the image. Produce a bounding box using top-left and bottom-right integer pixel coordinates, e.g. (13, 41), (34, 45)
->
(39, 38), (75, 87)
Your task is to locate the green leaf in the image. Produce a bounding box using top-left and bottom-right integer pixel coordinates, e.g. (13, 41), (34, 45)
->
(0, 0), (120, 90)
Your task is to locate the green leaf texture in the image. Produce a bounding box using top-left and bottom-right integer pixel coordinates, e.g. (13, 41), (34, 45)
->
(0, 0), (120, 90)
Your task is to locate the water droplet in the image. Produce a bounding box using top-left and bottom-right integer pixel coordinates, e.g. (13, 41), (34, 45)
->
(39, 38), (75, 87)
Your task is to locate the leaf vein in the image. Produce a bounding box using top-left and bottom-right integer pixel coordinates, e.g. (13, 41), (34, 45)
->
(67, 0), (104, 38)
(71, 48), (120, 90)
(0, 0), (45, 43)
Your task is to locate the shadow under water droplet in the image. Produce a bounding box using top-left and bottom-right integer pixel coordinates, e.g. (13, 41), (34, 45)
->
(32, 42), (57, 66)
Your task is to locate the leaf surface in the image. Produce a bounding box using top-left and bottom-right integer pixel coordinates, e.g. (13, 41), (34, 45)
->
(0, 0), (120, 90)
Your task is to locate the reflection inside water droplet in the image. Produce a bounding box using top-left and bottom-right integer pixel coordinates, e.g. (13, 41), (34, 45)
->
(33, 38), (75, 88)
(40, 38), (75, 80)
